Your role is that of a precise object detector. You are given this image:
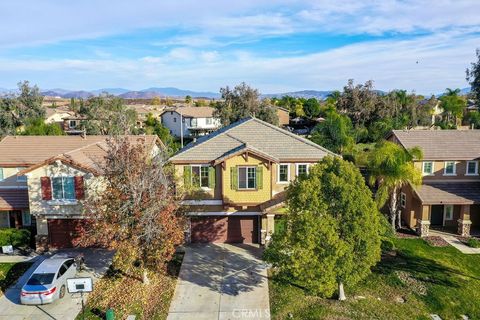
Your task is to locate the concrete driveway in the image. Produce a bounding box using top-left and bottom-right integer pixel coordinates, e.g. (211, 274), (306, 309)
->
(167, 243), (270, 320)
(0, 248), (113, 320)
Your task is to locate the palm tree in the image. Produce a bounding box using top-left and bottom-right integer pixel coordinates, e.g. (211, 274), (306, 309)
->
(367, 141), (423, 231)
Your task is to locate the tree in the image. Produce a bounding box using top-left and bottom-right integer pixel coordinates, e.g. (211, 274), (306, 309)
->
(303, 98), (321, 118)
(151, 96), (161, 105)
(185, 95), (192, 104)
(311, 111), (354, 154)
(76, 137), (184, 284)
(21, 118), (64, 136)
(466, 111), (480, 129)
(144, 113), (179, 154)
(466, 48), (480, 106)
(337, 79), (380, 127)
(367, 141), (422, 231)
(439, 88), (466, 127)
(213, 82), (279, 125)
(264, 156), (382, 299)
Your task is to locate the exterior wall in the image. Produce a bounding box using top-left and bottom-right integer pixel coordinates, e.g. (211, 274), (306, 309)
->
(400, 184), (422, 228)
(0, 167), (28, 188)
(175, 164), (223, 200)
(415, 160), (480, 181)
(45, 112), (72, 124)
(277, 109), (290, 127)
(161, 111), (221, 137)
(222, 154), (271, 205)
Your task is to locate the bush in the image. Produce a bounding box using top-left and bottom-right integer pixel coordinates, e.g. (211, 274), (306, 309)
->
(381, 237), (396, 252)
(0, 228), (31, 248)
(466, 238), (480, 248)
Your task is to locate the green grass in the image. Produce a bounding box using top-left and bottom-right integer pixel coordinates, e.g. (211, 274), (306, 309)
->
(269, 238), (480, 320)
(0, 262), (32, 294)
(466, 238), (480, 248)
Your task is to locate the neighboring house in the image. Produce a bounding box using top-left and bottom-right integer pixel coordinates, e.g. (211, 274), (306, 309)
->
(0, 164), (31, 231)
(388, 130), (480, 237)
(169, 117), (336, 245)
(44, 107), (75, 125)
(0, 135), (160, 250)
(128, 104), (164, 128)
(276, 107), (290, 127)
(161, 106), (221, 138)
(62, 115), (88, 135)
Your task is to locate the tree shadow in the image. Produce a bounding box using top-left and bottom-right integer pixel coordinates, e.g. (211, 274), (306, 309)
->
(177, 243), (267, 296)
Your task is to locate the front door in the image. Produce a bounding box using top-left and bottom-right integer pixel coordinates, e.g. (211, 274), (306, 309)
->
(431, 205), (443, 226)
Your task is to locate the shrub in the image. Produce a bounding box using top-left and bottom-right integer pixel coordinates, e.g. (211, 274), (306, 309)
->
(381, 237), (396, 252)
(0, 228), (31, 248)
(466, 238), (480, 248)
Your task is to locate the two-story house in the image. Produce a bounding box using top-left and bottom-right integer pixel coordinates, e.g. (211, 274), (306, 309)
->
(388, 130), (480, 237)
(169, 117), (336, 244)
(161, 106), (221, 138)
(0, 135), (160, 250)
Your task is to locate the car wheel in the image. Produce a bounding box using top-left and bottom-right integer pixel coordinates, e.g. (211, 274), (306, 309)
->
(59, 285), (66, 299)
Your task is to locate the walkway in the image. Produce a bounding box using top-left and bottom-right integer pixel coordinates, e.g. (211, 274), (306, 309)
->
(430, 230), (480, 254)
(167, 243), (270, 320)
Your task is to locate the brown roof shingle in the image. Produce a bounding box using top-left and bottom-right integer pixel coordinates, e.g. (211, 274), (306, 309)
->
(414, 182), (480, 205)
(0, 189), (29, 210)
(163, 106), (215, 118)
(391, 130), (480, 160)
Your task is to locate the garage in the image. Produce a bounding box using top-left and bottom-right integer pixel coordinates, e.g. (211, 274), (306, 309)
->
(47, 219), (84, 249)
(190, 216), (259, 243)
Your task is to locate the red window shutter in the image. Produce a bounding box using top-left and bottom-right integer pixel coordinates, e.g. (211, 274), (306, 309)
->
(74, 176), (85, 200)
(41, 177), (52, 200)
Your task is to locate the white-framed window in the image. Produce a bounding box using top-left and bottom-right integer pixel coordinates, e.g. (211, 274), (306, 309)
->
(443, 161), (456, 175)
(422, 161), (434, 175)
(0, 168), (3, 181)
(69, 120), (77, 128)
(238, 166), (256, 190)
(278, 164), (290, 183)
(466, 161), (479, 175)
(22, 210), (31, 226)
(444, 205), (453, 222)
(191, 118), (197, 127)
(52, 176), (75, 200)
(16, 168), (27, 182)
(400, 192), (406, 208)
(296, 163), (310, 177)
(191, 165), (210, 188)
(206, 118), (212, 125)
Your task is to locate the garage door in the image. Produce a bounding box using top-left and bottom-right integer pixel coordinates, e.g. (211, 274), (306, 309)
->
(191, 216), (258, 243)
(48, 219), (84, 249)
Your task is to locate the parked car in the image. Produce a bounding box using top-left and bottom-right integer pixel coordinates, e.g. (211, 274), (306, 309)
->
(20, 258), (76, 305)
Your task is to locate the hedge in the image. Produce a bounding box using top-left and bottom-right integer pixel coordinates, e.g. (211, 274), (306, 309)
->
(0, 228), (31, 248)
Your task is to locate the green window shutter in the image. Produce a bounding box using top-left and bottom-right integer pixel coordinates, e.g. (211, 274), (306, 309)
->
(208, 167), (216, 189)
(256, 166), (263, 189)
(230, 167), (238, 190)
(183, 166), (192, 187)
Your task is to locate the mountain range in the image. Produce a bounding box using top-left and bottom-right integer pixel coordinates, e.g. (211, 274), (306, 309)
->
(0, 86), (472, 100)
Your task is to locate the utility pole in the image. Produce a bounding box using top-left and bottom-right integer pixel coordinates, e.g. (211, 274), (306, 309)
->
(180, 112), (184, 148)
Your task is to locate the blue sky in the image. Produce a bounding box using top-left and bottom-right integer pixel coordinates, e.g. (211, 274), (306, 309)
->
(0, 0), (479, 95)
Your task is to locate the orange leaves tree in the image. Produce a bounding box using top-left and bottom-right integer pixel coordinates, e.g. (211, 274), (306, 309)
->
(77, 137), (184, 283)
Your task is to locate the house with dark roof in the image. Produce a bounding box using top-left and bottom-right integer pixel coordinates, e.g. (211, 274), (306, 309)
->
(160, 106), (221, 138)
(169, 117), (336, 244)
(387, 129), (480, 237)
(0, 135), (160, 250)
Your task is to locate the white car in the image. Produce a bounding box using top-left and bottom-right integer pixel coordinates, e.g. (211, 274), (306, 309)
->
(20, 258), (76, 305)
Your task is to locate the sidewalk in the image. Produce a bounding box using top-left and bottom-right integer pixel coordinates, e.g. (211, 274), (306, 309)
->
(430, 231), (480, 254)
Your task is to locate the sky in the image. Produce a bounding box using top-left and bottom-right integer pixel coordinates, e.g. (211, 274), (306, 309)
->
(0, 0), (479, 95)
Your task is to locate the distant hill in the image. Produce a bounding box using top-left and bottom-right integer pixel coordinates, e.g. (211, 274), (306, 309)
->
(91, 88), (130, 95)
(263, 90), (334, 100)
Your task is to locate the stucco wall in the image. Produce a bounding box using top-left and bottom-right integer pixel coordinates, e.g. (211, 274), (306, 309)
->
(0, 167), (28, 188)
(414, 160), (480, 181)
(175, 164), (223, 200)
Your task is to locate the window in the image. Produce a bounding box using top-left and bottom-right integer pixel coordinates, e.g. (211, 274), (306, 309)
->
(22, 210), (31, 226)
(27, 273), (55, 285)
(0, 168), (3, 181)
(444, 205), (453, 221)
(278, 164), (289, 183)
(444, 161), (456, 175)
(296, 164), (309, 177)
(173, 117), (177, 123)
(206, 118), (212, 125)
(400, 192), (406, 208)
(52, 177), (75, 200)
(57, 264), (68, 279)
(64, 259), (74, 268)
(422, 162), (434, 175)
(466, 161), (478, 175)
(238, 167), (256, 189)
(69, 120), (77, 128)
(191, 118), (197, 127)
(16, 168), (27, 182)
(191, 165), (210, 188)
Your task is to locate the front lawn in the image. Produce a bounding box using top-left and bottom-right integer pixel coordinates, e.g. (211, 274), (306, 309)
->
(79, 252), (184, 320)
(0, 262), (32, 295)
(269, 238), (480, 319)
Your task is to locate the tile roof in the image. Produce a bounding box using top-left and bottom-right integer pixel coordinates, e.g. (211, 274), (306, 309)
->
(0, 135), (159, 172)
(390, 130), (480, 160)
(162, 106), (215, 118)
(414, 182), (480, 205)
(0, 189), (29, 210)
(170, 117), (336, 162)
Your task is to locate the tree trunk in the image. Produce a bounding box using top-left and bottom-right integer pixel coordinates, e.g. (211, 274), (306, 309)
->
(338, 281), (346, 301)
(397, 209), (402, 229)
(142, 269), (150, 285)
(389, 187), (397, 231)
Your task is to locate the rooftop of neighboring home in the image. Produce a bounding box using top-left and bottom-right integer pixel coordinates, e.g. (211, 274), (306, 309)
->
(0, 135), (159, 173)
(45, 107), (74, 119)
(169, 117), (336, 163)
(162, 106), (216, 118)
(389, 129), (480, 160)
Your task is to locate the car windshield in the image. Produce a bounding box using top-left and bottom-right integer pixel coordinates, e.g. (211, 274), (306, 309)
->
(27, 273), (55, 285)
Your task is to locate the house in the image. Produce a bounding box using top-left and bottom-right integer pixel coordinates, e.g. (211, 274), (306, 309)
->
(0, 135), (160, 250)
(62, 115), (88, 135)
(388, 130), (480, 237)
(276, 107), (290, 127)
(169, 117), (336, 244)
(127, 104), (164, 128)
(44, 107), (75, 126)
(161, 106), (221, 138)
